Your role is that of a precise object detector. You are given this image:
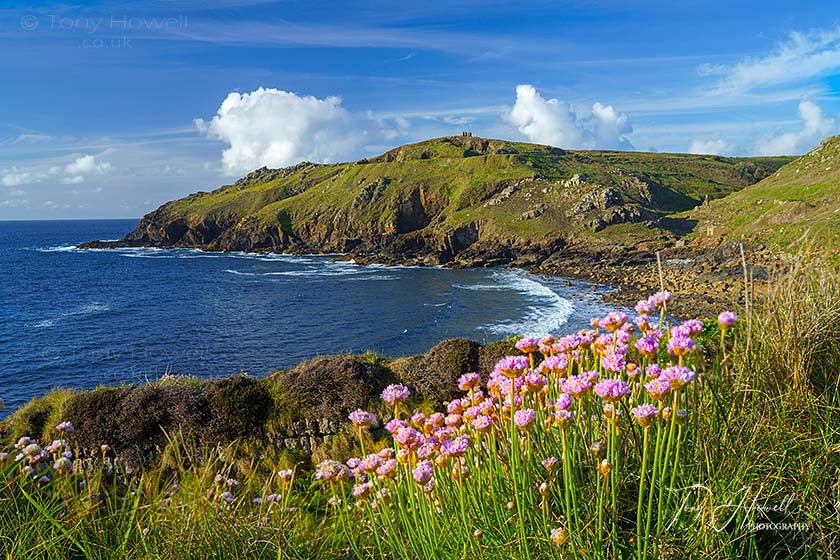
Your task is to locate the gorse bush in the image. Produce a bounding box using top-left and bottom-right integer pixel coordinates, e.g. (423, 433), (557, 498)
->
(1, 260), (838, 559)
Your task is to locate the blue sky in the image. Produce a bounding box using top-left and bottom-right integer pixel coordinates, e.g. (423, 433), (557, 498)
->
(2, 0), (840, 219)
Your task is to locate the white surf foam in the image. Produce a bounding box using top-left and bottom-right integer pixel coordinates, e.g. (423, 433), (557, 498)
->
(458, 271), (574, 337)
(36, 245), (78, 253)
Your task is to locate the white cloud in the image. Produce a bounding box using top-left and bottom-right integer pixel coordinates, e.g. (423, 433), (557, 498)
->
(754, 98), (837, 155)
(64, 154), (113, 175)
(701, 26), (840, 93)
(62, 175), (85, 184)
(505, 85), (633, 150)
(591, 102), (633, 150)
(688, 138), (738, 156)
(196, 87), (403, 175)
(2, 170), (38, 187)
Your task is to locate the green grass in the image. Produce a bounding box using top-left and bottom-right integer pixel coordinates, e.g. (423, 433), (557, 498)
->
(134, 135), (793, 250)
(2, 257), (837, 559)
(689, 135), (840, 254)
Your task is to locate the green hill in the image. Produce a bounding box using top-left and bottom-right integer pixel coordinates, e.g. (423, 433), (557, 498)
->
(689, 135), (840, 255)
(83, 135), (792, 265)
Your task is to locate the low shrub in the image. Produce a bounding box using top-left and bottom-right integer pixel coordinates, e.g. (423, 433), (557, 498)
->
(391, 338), (480, 402)
(271, 356), (392, 424)
(206, 375), (273, 441)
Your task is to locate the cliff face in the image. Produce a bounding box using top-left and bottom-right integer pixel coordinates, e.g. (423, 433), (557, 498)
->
(81, 135), (792, 266)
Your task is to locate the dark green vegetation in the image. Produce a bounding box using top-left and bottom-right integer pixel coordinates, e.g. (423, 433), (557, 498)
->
(82, 135), (792, 267)
(0, 338), (515, 470)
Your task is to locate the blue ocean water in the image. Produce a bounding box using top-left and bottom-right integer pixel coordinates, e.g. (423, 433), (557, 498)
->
(0, 220), (617, 414)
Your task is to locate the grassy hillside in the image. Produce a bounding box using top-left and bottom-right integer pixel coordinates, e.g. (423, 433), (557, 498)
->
(690, 135), (840, 255)
(97, 136), (792, 262)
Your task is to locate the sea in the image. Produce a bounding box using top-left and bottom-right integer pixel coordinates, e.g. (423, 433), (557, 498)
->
(0, 219), (618, 414)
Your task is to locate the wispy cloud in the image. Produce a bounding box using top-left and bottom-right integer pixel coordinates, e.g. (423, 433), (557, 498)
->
(700, 26), (840, 94)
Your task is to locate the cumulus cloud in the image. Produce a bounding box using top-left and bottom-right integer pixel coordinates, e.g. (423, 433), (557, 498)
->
(196, 87), (403, 175)
(505, 85), (633, 150)
(700, 26), (840, 93)
(688, 138), (738, 156)
(65, 154), (113, 175)
(1, 170), (38, 187)
(62, 175), (85, 184)
(754, 98), (837, 155)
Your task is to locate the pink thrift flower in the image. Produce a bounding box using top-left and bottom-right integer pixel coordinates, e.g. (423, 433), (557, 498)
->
(635, 335), (659, 356)
(515, 337), (539, 354)
(413, 460), (434, 484)
(600, 311), (628, 332)
(562, 373), (594, 397)
(381, 384), (410, 405)
(601, 351), (626, 373)
(718, 311), (738, 327)
(662, 365), (696, 390)
(514, 408), (537, 431)
(593, 379), (631, 402)
(348, 409), (376, 427)
(667, 336), (695, 357)
(645, 376), (671, 400)
(631, 404), (659, 428)
(457, 372), (481, 391)
(635, 300), (656, 316)
(494, 356), (529, 379)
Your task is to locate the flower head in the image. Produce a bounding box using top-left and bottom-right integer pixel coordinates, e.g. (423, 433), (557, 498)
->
(381, 384), (410, 405)
(635, 299), (657, 316)
(667, 335), (695, 357)
(635, 336), (659, 356)
(601, 351), (626, 373)
(524, 372), (546, 393)
(494, 356), (529, 379)
(537, 354), (568, 376)
(541, 456), (558, 471)
(412, 460), (435, 484)
(600, 311), (628, 332)
(348, 409), (376, 427)
(471, 415), (493, 433)
(53, 457), (73, 475)
(441, 435), (470, 457)
(514, 408), (537, 431)
(515, 337), (539, 354)
(649, 291), (672, 309)
(457, 372), (481, 392)
(555, 393), (573, 411)
(55, 421), (74, 433)
(662, 365), (696, 390)
(550, 527), (569, 546)
(718, 311), (738, 328)
(631, 404), (659, 428)
(315, 460), (348, 482)
(561, 373), (594, 397)
(593, 379), (631, 402)
(681, 319), (703, 335)
(645, 376), (671, 400)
